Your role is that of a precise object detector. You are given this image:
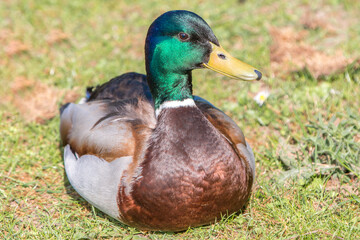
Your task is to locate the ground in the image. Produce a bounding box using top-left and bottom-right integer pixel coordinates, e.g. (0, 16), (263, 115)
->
(0, 0), (359, 239)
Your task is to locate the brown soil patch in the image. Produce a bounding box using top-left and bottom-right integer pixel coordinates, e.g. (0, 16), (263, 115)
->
(300, 5), (351, 35)
(4, 40), (29, 56)
(355, 134), (360, 143)
(270, 26), (353, 78)
(9, 77), (80, 123)
(0, 29), (12, 42)
(46, 29), (69, 45)
(269, 4), (357, 78)
(325, 177), (360, 196)
(301, 8), (335, 32)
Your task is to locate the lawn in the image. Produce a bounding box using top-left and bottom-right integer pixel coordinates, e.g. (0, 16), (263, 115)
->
(1, 0), (359, 239)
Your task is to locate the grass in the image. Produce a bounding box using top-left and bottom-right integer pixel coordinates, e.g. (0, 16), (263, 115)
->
(1, 0), (359, 239)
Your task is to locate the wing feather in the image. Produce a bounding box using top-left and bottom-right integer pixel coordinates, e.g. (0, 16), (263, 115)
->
(60, 98), (155, 162)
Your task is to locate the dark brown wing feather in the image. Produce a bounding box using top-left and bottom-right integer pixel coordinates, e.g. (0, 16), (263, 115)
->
(87, 72), (152, 102)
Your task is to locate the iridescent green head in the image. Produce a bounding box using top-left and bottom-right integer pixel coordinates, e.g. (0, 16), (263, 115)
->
(145, 10), (261, 109)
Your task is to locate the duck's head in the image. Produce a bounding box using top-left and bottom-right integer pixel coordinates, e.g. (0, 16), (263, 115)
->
(145, 10), (262, 109)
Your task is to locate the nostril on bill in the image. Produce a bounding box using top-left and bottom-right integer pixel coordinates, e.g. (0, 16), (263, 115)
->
(254, 70), (262, 80)
(217, 53), (226, 60)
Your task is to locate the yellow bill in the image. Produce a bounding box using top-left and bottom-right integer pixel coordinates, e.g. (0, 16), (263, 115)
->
(203, 42), (262, 81)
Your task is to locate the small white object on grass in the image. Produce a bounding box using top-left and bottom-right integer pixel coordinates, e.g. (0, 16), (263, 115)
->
(253, 90), (270, 106)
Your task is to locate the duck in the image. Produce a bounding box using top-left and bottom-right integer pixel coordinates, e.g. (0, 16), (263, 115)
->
(60, 10), (262, 232)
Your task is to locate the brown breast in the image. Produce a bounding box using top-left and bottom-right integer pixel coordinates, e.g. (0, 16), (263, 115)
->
(118, 106), (253, 231)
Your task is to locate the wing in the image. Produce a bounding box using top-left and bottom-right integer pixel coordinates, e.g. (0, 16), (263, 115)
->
(87, 72), (153, 102)
(60, 99), (156, 161)
(194, 96), (255, 177)
(61, 73), (156, 218)
(60, 98), (156, 162)
(60, 72), (156, 162)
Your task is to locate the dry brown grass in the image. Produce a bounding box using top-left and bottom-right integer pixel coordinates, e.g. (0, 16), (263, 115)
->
(270, 26), (352, 78)
(4, 40), (29, 56)
(269, 5), (357, 78)
(9, 77), (79, 123)
(325, 177), (360, 196)
(46, 29), (69, 45)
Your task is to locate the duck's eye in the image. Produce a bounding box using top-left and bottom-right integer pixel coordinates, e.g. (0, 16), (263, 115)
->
(178, 32), (190, 41)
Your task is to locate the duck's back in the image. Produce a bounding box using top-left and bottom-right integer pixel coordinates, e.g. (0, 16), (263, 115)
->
(87, 72), (152, 102)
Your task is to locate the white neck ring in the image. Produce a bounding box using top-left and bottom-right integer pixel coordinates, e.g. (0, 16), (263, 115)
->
(155, 98), (196, 118)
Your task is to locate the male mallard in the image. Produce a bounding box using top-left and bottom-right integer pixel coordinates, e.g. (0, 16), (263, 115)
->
(60, 10), (262, 231)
